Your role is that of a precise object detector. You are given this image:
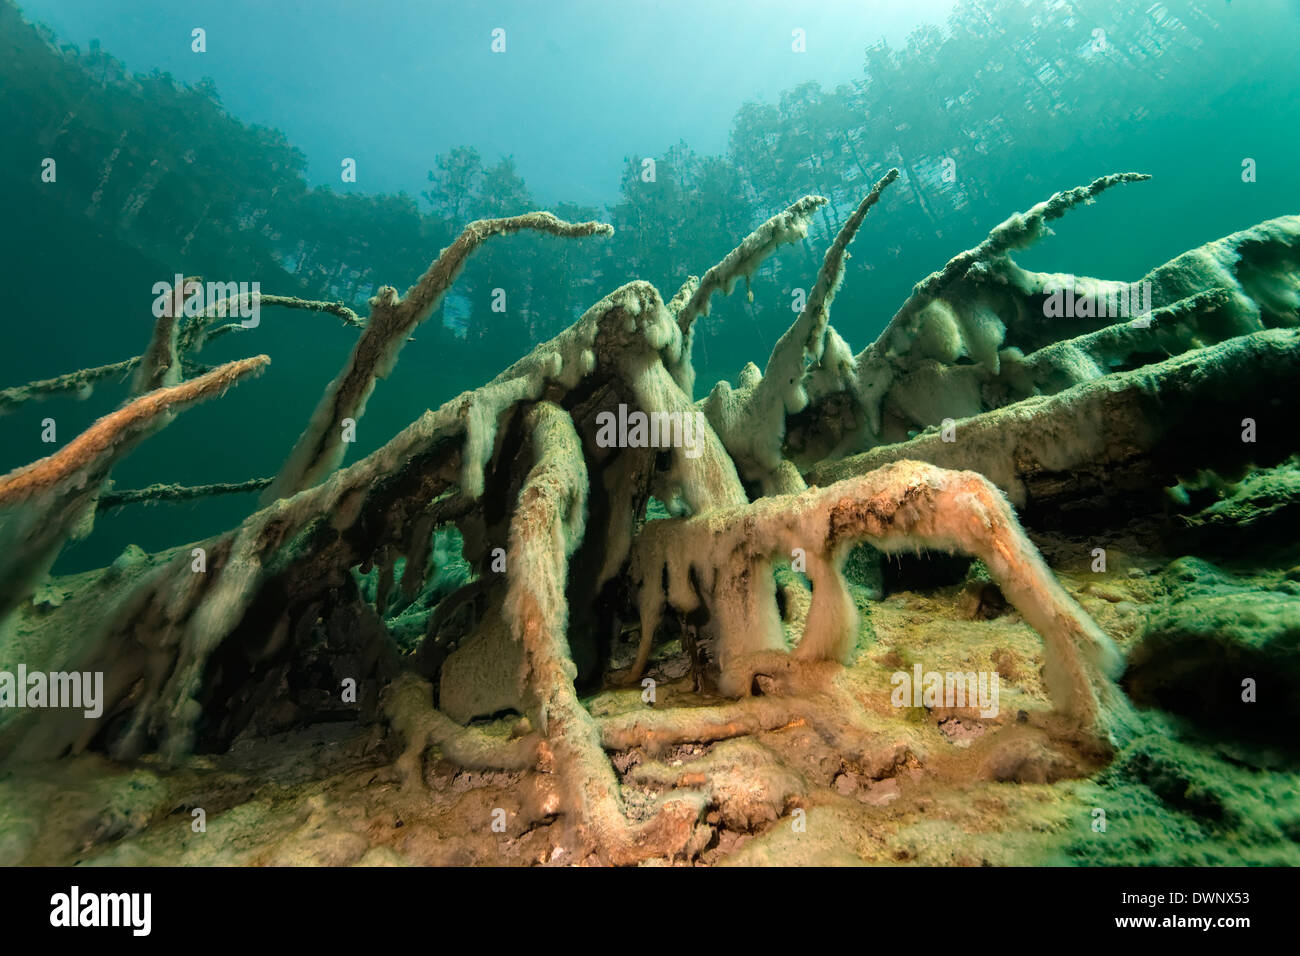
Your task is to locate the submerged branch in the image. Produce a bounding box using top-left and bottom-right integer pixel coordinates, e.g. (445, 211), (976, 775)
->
(181, 293), (366, 352)
(0, 355), (271, 508)
(674, 194), (827, 338)
(903, 171), (1151, 310)
(0, 356), (141, 413)
(98, 477), (275, 510)
(263, 211), (614, 503)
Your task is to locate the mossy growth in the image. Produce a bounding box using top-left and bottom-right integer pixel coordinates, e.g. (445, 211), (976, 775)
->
(1061, 733), (1300, 865)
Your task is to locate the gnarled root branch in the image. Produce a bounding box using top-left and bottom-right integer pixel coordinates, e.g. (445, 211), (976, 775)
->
(264, 212), (613, 501)
(635, 459), (1136, 747)
(807, 327), (1300, 517)
(0, 355), (270, 623)
(502, 401), (707, 864)
(382, 673), (540, 779)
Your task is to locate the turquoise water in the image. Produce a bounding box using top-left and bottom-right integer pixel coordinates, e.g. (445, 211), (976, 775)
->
(1, 0), (1297, 571)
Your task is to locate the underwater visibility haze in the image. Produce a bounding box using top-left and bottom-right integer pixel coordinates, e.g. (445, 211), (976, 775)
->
(0, 0), (1298, 879)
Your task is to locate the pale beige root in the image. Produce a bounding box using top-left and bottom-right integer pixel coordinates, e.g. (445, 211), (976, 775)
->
(472, 276), (745, 549)
(503, 401), (704, 864)
(666, 275), (699, 317)
(626, 359), (746, 515)
(886, 172), (1151, 333)
(1001, 288), (1236, 396)
(0, 394), (467, 763)
(588, 278), (748, 519)
(672, 194), (827, 334)
(1004, 213), (1300, 347)
(702, 172), (1156, 482)
(381, 672), (540, 782)
(712, 172), (1149, 466)
(989, 215), (1300, 396)
(599, 696), (819, 753)
(264, 211), (613, 502)
(0, 277), (704, 764)
(911, 215), (1296, 428)
(781, 190), (1296, 467)
(634, 459), (1133, 744)
(0, 355), (270, 624)
(799, 169), (900, 349)
(597, 681), (903, 770)
(669, 194), (827, 396)
(705, 170), (898, 490)
(849, 195), (1300, 452)
(850, 172), (1151, 441)
(445, 276), (741, 515)
(807, 328), (1300, 510)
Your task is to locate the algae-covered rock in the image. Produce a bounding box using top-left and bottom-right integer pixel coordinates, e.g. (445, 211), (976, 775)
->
(1125, 557), (1300, 744)
(1174, 455), (1300, 551)
(1064, 733), (1300, 865)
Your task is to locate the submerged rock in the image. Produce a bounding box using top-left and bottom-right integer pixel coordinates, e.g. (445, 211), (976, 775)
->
(1125, 557), (1300, 746)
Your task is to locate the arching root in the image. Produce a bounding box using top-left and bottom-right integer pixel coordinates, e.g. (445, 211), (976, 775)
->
(635, 459), (1139, 749)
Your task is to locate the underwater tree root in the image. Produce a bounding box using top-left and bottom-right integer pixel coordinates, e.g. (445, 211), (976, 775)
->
(382, 673), (540, 776)
(595, 680), (908, 773)
(0, 355), (270, 623)
(807, 327), (1300, 513)
(499, 402), (710, 864)
(634, 460), (1134, 743)
(3, 168), (1295, 865)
